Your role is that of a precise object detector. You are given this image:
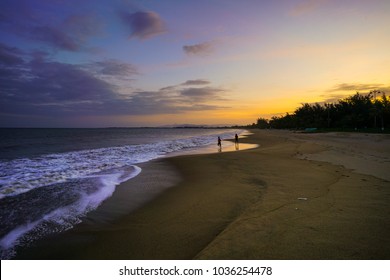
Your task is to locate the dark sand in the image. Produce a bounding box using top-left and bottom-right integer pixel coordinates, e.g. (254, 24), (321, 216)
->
(17, 130), (390, 259)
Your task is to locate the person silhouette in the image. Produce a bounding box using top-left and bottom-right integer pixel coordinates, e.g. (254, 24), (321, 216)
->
(235, 134), (239, 150)
(217, 136), (222, 152)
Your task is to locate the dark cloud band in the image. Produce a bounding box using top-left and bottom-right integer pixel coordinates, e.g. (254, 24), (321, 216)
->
(0, 43), (227, 126)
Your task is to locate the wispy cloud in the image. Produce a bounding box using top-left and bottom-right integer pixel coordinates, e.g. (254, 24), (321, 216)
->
(0, 43), (25, 65)
(32, 13), (103, 52)
(128, 88), (227, 115)
(88, 59), (139, 78)
(183, 42), (214, 56)
(181, 79), (210, 86)
(328, 83), (390, 92)
(160, 79), (210, 91)
(319, 94), (350, 104)
(32, 25), (81, 52)
(120, 11), (166, 40)
(180, 87), (225, 103)
(319, 82), (390, 103)
(153, 79), (228, 111)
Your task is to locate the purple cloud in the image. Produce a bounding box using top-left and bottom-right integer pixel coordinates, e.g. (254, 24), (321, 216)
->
(0, 43), (25, 65)
(183, 42), (213, 56)
(0, 44), (120, 119)
(0, 44), (228, 127)
(31, 13), (103, 52)
(0, 0), (103, 52)
(181, 79), (210, 86)
(6, 61), (115, 105)
(180, 87), (225, 103)
(32, 25), (81, 52)
(121, 11), (166, 39)
(90, 59), (139, 77)
(154, 79), (228, 108)
(160, 79), (210, 91)
(128, 89), (226, 115)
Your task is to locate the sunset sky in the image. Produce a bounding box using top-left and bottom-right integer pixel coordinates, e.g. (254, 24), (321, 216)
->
(1, 0), (389, 127)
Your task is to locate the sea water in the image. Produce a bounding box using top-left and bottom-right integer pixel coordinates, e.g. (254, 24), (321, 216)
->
(0, 128), (243, 259)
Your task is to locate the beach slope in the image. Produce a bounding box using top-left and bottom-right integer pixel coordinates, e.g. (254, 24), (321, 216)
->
(17, 130), (390, 259)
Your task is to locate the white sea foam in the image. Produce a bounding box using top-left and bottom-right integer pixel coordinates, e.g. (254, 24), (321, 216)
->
(0, 129), (242, 258)
(0, 165), (141, 258)
(0, 130), (239, 198)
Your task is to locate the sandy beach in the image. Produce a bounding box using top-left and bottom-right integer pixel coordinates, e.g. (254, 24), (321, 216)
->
(17, 130), (390, 260)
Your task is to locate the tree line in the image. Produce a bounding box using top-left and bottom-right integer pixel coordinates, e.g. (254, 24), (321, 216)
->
(251, 91), (390, 131)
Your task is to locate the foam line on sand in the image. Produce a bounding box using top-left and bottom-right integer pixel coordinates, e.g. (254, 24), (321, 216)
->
(16, 130), (390, 260)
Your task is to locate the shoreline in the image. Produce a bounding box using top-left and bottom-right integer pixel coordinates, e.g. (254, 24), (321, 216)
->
(67, 134), (258, 230)
(15, 130), (390, 259)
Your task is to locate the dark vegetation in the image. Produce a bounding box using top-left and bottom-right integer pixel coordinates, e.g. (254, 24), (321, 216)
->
(249, 91), (390, 133)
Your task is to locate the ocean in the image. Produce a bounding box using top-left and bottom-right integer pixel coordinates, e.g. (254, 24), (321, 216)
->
(0, 127), (243, 259)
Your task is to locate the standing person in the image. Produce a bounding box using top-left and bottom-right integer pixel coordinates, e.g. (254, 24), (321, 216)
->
(235, 133), (239, 150)
(217, 136), (222, 152)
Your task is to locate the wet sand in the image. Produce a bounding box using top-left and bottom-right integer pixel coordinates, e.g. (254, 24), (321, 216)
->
(17, 130), (390, 259)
